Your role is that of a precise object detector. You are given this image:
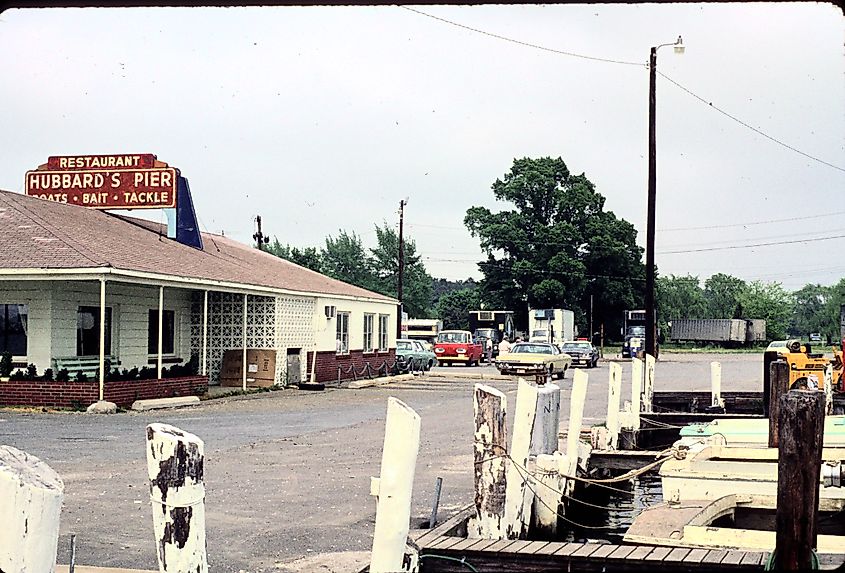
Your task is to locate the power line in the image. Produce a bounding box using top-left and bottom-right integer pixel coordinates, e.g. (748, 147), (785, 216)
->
(658, 210), (845, 232)
(658, 71), (845, 174)
(400, 5), (844, 174)
(399, 5), (644, 67)
(658, 233), (845, 255)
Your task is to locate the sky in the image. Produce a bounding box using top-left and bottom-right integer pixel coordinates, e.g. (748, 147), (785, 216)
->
(0, 3), (843, 291)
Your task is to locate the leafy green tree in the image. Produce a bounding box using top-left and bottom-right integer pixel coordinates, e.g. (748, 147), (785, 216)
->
(656, 275), (707, 335)
(369, 223), (433, 318)
(703, 273), (747, 318)
(465, 157), (644, 335)
(819, 278), (845, 341)
(436, 288), (482, 330)
(321, 231), (375, 290)
(431, 278), (478, 308)
(791, 283), (831, 337)
(738, 281), (793, 339)
(266, 239), (323, 273)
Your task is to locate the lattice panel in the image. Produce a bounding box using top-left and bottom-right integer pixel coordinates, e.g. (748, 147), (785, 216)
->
(274, 296), (316, 383)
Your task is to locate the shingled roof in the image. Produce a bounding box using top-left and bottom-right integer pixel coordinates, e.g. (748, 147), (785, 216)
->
(0, 190), (395, 302)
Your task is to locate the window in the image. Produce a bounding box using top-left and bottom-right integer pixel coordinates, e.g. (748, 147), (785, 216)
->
(0, 304), (28, 356)
(148, 310), (176, 354)
(363, 313), (374, 352)
(77, 306), (112, 356)
(378, 314), (389, 351)
(335, 312), (349, 355)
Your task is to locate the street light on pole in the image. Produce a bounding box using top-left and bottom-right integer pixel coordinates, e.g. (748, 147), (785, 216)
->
(645, 35), (683, 359)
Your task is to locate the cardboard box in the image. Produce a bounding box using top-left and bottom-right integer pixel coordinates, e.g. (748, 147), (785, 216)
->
(220, 349), (277, 388)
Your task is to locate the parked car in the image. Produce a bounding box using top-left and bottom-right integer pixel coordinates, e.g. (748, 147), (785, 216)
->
(396, 338), (438, 370)
(559, 341), (599, 368)
(494, 342), (572, 379)
(433, 330), (483, 366)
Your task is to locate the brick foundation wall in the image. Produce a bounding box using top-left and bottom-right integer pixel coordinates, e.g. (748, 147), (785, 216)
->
(306, 349), (396, 384)
(0, 376), (208, 409)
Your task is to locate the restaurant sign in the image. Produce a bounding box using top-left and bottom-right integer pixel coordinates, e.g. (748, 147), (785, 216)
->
(25, 154), (177, 210)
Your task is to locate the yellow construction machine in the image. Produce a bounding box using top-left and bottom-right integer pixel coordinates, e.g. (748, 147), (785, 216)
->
(762, 339), (843, 416)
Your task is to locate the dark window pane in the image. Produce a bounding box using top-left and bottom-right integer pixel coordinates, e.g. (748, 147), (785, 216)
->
(148, 310), (175, 354)
(77, 306), (112, 356)
(1, 304), (28, 356)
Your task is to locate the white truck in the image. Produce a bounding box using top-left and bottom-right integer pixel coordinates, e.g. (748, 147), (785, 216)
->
(528, 308), (575, 345)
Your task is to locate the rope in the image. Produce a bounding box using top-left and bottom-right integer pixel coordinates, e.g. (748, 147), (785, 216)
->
(419, 554), (480, 572)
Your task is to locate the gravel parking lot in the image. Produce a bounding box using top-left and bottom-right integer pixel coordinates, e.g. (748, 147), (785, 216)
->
(0, 352), (765, 572)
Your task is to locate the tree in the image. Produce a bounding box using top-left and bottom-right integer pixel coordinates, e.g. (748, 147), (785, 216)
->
(703, 273), (747, 318)
(431, 278), (478, 308)
(369, 223), (433, 318)
(465, 157), (644, 336)
(321, 231), (375, 290)
(738, 281), (793, 339)
(266, 239), (323, 273)
(435, 288), (482, 330)
(791, 283), (831, 337)
(656, 275), (707, 335)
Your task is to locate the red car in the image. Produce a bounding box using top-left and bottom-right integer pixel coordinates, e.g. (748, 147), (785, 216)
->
(433, 330), (483, 366)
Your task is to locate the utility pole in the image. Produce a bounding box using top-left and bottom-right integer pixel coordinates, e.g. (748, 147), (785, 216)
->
(589, 293), (594, 344)
(397, 200), (406, 339)
(253, 215), (269, 251)
(645, 45), (658, 359)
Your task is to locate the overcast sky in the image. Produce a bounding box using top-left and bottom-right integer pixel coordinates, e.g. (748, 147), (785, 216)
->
(0, 3), (842, 291)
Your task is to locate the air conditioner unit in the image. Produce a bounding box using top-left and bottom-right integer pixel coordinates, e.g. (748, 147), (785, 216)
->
(534, 309), (548, 320)
(325, 305), (336, 319)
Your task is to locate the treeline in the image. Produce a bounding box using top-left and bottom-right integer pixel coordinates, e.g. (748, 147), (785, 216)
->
(657, 273), (845, 341)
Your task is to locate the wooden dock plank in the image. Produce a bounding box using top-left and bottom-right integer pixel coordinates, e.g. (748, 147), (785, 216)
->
(483, 539), (518, 553)
(523, 541), (551, 554)
(534, 541), (567, 555)
(425, 536), (457, 550)
(570, 544), (604, 558)
(625, 546), (655, 561)
(444, 537), (484, 552)
(465, 538), (499, 553)
(606, 545), (638, 560)
(500, 540), (533, 553)
(664, 547), (692, 562)
(644, 546), (673, 561)
(551, 542), (584, 557)
(701, 549), (728, 565)
(683, 548), (709, 563)
(432, 536), (465, 551)
(740, 551), (765, 566)
(589, 544), (618, 559)
(720, 550), (747, 565)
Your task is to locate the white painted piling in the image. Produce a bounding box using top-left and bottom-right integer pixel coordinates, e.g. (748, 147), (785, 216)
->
(606, 362), (622, 450)
(566, 370), (589, 463)
(711, 361), (723, 408)
(0, 445), (64, 573)
(825, 364), (834, 416)
(146, 423), (208, 573)
(643, 353), (655, 413)
(533, 452), (564, 537)
(503, 378), (539, 539)
(630, 357), (643, 430)
(470, 384), (508, 539)
(530, 383), (560, 458)
(369, 397), (421, 573)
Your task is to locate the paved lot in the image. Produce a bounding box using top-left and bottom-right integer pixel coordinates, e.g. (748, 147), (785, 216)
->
(0, 353), (764, 572)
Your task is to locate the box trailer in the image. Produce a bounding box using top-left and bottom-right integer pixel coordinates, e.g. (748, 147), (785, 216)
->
(670, 319), (766, 344)
(528, 308), (575, 344)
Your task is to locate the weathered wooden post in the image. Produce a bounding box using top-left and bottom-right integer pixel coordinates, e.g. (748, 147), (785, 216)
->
(606, 362), (622, 449)
(530, 383), (560, 457)
(643, 353), (655, 413)
(469, 384), (508, 539)
(369, 397), (421, 573)
(711, 361), (723, 408)
(774, 390), (825, 570)
(630, 357), (643, 430)
(824, 364), (834, 416)
(768, 360), (789, 448)
(0, 445), (64, 573)
(146, 423), (208, 573)
(533, 452), (565, 538)
(503, 378), (539, 539)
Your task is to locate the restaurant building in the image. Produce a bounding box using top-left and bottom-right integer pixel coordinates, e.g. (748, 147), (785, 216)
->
(0, 188), (398, 408)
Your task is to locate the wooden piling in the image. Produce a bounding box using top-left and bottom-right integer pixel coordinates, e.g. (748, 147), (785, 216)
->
(530, 383), (561, 457)
(145, 423), (208, 573)
(503, 378), (539, 540)
(0, 445), (64, 573)
(606, 362), (622, 450)
(711, 361), (722, 408)
(370, 397), (421, 573)
(774, 389), (825, 570)
(768, 360), (789, 448)
(643, 354), (655, 413)
(631, 357), (643, 430)
(470, 384), (508, 539)
(533, 452), (564, 538)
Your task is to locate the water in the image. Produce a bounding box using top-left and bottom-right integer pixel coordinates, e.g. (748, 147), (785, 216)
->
(557, 474), (663, 544)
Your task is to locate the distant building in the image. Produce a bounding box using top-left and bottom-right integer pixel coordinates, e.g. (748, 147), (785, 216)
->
(0, 190), (397, 407)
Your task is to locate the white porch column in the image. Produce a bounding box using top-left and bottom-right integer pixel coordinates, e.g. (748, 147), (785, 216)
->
(157, 286), (164, 379)
(99, 278), (106, 401)
(242, 294), (248, 391)
(201, 290), (208, 377)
